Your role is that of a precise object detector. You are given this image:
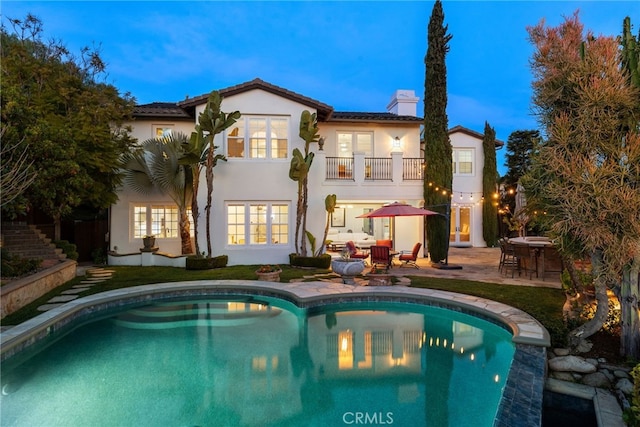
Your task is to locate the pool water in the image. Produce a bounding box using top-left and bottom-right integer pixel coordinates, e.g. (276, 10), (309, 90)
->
(1, 297), (515, 426)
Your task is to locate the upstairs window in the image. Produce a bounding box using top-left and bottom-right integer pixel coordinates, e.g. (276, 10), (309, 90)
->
(337, 132), (373, 157)
(153, 126), (173, 138)
(453, 149), (474, 175)
(227, 116), (289, 159)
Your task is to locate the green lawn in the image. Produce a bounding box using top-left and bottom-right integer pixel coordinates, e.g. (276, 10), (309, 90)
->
(2, 265), (568, 346)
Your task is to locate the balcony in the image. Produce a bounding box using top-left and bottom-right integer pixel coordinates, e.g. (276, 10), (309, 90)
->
(325, 155), (423, 182)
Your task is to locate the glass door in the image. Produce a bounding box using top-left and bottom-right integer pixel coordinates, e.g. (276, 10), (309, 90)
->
(449, 206), (472, 247)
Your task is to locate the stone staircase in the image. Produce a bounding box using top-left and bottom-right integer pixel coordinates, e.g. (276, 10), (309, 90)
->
(1, 222), (66, 266)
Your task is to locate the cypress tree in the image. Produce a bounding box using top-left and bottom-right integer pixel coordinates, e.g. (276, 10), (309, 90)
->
(423, 0), (452, 263)
(482, 121), (498, 247)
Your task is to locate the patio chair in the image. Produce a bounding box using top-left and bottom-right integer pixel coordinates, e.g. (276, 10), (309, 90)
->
(345, 241), (369, 264)
(370, 245), (392, 269)
(376, 239), (393, 248)
(498, 239), (518, 276)
(541, 246), (563, 281)
(398, 242), (422, 269)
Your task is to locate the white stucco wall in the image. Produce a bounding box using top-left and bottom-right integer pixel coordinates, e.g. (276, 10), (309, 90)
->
(110, 85), (495, 266)
(449, 130), (488, 248)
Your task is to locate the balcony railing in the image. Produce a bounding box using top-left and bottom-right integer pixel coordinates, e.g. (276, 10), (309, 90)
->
(326, 156), (424, 182)
(403, 158), (424, 180)
(326, 157), (354, 180)
(365, 158), (392, 180)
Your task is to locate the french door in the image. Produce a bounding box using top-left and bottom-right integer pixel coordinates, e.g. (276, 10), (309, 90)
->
(449, 206), (472, 247)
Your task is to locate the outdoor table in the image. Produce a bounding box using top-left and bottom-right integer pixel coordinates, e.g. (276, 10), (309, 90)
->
(508, 237), (554, 278)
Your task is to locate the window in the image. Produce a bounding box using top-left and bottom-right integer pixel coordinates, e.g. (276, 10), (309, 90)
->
(133, 204), (193, 239)
(337, 132), (373, 157)
(453, 149), (474, 175)
(227, 116), (289, 159)
(227, 203), (289, 246)
(154, 126), (173, 138)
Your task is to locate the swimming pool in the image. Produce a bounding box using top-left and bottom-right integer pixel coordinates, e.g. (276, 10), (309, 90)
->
(0, 280), (549, 426)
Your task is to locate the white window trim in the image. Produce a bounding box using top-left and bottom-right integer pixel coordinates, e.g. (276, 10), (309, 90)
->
(226, 202), (290, 247)
(336, 131), (374, 157)
(131, 203), (193, 240)
(453, 148), (475, 176)
(225, 116), (290, 160)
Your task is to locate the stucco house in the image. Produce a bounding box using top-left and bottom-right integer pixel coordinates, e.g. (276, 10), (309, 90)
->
(108, 78), (502, 266)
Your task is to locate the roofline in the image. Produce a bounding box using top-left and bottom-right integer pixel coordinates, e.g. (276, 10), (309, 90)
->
(177, 78), (334, 121)
(449, 125), (505, 148)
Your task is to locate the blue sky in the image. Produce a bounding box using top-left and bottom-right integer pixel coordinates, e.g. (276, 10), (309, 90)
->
(2, 1), (638, 174)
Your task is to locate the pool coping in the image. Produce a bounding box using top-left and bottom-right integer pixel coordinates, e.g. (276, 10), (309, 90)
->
(0, 280), (550, 426)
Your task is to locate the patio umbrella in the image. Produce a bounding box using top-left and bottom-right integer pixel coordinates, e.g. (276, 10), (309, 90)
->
(357, 202), (439, 218)
(356, 202), (440, 248)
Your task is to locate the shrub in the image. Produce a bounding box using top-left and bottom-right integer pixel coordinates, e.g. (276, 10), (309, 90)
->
(624, 363), (640, 427)
(54, 240), (79, 261)
(289, 253), (331, 269)
(186, 255), (228, 270)
(0, 248), (42, 278)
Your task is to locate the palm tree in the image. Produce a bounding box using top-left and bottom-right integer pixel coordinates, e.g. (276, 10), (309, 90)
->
(123, 132), (193, 254)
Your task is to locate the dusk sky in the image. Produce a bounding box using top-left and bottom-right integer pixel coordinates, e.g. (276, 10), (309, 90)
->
(2, 1), (638, 174)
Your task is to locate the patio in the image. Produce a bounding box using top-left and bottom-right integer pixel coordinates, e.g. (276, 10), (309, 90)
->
(329, 246), (562, 289)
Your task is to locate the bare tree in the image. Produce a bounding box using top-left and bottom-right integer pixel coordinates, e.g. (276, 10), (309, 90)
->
(0, 129), (37, 207)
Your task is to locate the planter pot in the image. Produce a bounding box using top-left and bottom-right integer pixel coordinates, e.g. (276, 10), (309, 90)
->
(331, 259), (365, 285)
(256, 270), (282, 282)
(142, 236), (156, 251)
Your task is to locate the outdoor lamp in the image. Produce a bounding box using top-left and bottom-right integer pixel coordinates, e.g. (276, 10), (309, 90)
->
(393, 136), (401, 148)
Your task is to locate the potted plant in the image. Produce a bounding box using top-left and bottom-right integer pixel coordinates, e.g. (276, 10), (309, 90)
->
(142, 235), (156, 250)
(256, 264), (282, 282)
(331, 248), (365, 285)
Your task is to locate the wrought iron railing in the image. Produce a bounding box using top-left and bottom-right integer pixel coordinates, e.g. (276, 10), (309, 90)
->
(402, 158), (424, 180)
(326, 157), (354, 180)
(364, 158), (392, 180)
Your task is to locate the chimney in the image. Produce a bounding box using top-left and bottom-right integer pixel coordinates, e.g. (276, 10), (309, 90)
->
(386, 90), (419, 117)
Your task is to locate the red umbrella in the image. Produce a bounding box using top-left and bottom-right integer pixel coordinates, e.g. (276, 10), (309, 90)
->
(356, 202), (439, 218)
(356, 202), (440, 249)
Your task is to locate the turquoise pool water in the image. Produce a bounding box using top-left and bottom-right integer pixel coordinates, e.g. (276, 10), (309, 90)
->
(1, 296), (515, 426)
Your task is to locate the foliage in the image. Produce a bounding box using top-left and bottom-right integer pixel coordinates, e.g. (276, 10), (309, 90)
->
(185, 255), (228, 270)
(192, 91), (240, 257)
(122, 132), (194, 254)
(423, 0), (453, 263)
(318, 194), (337, 257)
(0, 15), (135, 238)
(482, 121), (499, 247)
(0, 128), (37, 208)
(289, 253), (332, 269)
(91, 247), (106, 265)
(578, 298), (621, 334)
(624, 363), (640, 427)
(53, 239), (78, 261)
(524, 13), (640, 358)
(0, 248), (42, 279)
(501, 130), (539, 213)
(290, 110), (319, 256)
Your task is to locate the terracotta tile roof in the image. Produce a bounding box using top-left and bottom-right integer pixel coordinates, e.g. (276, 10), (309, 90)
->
(449, 125), (505, 148)
(178, 78), (334, 121)
(133, 102), (192, 119)
(329, 111), (423, 123)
